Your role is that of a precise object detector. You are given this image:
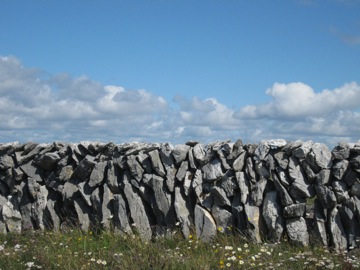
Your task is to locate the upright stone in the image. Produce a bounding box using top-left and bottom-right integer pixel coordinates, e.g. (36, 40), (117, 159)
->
(202, 158), (224, 181)
(126, 155), (144, 182)
(148, 150), (166, 177)
(194, 204), (217, 242)
(174, 187), (192, 238)
(262, 191), (284, 242)
(286, 217), (309, 246)
(88, 161), (106, 187)
(113, 193), (132, 235)
(172, 145), (190, 165)
(328, 207), (347, 251)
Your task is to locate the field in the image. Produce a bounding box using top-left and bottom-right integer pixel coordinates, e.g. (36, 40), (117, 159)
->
(0, 228), (359, 270)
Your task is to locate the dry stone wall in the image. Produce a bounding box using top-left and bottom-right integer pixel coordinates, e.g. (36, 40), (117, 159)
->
(1, 139), (360, 250)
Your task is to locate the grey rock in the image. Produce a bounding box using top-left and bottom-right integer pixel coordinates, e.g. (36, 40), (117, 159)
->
(2, 195), (22, 232)
(232, 151), (247, 171)
(232, 193), (246, 231)
(72, 155), (96, 181)
(192, 169), (204, 204)
(126, 155), (144, 182)
(289, 157), (314, 199)
(276, 167), (291, 188)
(292, 141), (313, 159)
(212, 205), (233, 233)
(77, 181), (94, 207)
(212, 186), (231, 207)
(176, 161), (188, 182)
(101, 184), (113, 230)
(328, 207), (347, 251)
(88, 161), (106, 187)
(244, 204), (262, 243)
(219, 173), (237, 197)
(159, 144), (176, 192)
(188, 147), (197, 170)
(350, 155), (360, 172)
(172, 144), (190, 165)
(123, 179), (152, 240)
(90, 188), (102, 227)
(62, 181), (79, 202)
(13, 167), (24, 182)
(284, 203), (306, 218)
(315, 185), (337, 209)
(183, 171), (193, 196)
(58, 165), (73, 182)
(249, 178), (267, 206)
(227, 139), (244, 161)
(312, 199), (328, 246)
(193, 144), (211, 166)
(0, 155), (14, 170)
(44, 192), (61, 231)
(174, 187), (192, 238)
(267, 139), (287, 149)
(273, 151), (289, 170)
(316, 169), (331, 185)
(338, 205), (356, 249)
(20, 161), (42, 182)
(202, 158), (224, 181)
(147, 174), (174, 225)
(27, 177), (40, 200)
(194, 204), (217, 242)
(35, 152), (60, 170)
(272, 172), (294, 206)
(286, 217), (309, 246)
(306, 143), (332, 173)
(332, 181), (349, 203)
(148, 150), (166, 177)
(262, 191), (284, 242)
(235, 172), (249, 204)
(350, 181), (360, 197)
(106, 161), (120, 193)
(32, 185), (49, 230)
(332, 160), (349, 180)
(245, 157), (256, 182)
(302, 161), (316, 183)
(113, 193), (132, 235)
(216, 149), (231, 170)
(332, 143), (350, 160)
(74, 197), (91, 232)
(254, 141), (270, 161)
(255, 160), (270, 179)
(137, 151), (153, 174)
(343, 169), (358, 186)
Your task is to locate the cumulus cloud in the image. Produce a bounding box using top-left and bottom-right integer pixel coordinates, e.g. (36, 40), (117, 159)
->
(0, 55), (359, 146)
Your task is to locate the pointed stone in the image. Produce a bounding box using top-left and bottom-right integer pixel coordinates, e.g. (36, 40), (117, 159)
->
(20, 161), (42, 182)
(183, 171), (193, 196)
(113, 193), (132, 235)
(232, 151), (247, 171)
(35, 152), (60, 170)
(192, 169), (203, 204)
(123, 179), (152, 240)
(188, 148), (197, 170)
(306, 143), (332, 173)
(245, 157), (256, 182)
(176, 161), (188, 182)
(174, 187), (192, 238)
(148, 150), (166, 177)
(315, 185), (337, 209)
(332, 160), (349, 180)
(106, 161), (121, 193)
(289, 157), (314, 199)
(44, 192), (61, 231)
(244, 204), (262, 243)
(74, 197), (91, 232)
(212, 186), (231, 207)
(249, 178), (267, 207)
(77, 181), (94, 207)
(272, 172), (293, 206)
(262, 191), (284, 242)
(137, 151), (153, 174)
(62, 181), (79, 202)
(273, 151), (289, 170)
(332, 181), (349, 203)
(235, 171), (249, 205)
(328, 207), (347, 251)
(101, 184), (114, 230)
(194, 204), (217, 242)
(313, 199), (328, 246)
(126, 155), (144, 182)
(32, 185), (49, 230)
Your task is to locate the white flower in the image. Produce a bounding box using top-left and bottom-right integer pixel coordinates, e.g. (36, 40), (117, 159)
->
(239, 260), (244, 265)
(101, 260), (107, 265)
(25, 262), (34, 268)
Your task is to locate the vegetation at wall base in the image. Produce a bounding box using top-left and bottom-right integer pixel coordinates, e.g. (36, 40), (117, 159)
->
(0, 228), (358, 270)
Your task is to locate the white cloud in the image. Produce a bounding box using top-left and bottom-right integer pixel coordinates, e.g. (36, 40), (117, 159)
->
(0, 55), (359, 146)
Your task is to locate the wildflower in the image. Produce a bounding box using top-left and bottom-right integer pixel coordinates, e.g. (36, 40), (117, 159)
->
(97, 259), (102, 264)
(90, 258), (96, 262)
(278, 253), (283, 256)
(25, 262), (34, 268)
(226, 262), (231, 267)
(101, 260), (107, 266)
(239, 260), (244, 265)
(237, 247), (242, 252)
(219, 260), (224, 265)
(217, 227), (224, 232)
(0, 245), (4, 251)
(230, 256), (236, 261)
(244, 243), (248, 248)
(189, 234), (193, 239)
(251, 256), (256, 261)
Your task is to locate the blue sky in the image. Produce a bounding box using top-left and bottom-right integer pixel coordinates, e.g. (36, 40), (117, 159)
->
(0, 0), (359, 146)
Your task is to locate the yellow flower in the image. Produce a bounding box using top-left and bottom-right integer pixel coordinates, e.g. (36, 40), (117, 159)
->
(189, 234), (193, 239)
(219, 260), (224, 265)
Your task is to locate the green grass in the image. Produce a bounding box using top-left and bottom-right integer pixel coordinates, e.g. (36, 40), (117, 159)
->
(0, 228), (358, 270)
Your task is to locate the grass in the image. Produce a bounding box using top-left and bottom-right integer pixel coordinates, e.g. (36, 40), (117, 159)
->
(0, 227), (358, 270)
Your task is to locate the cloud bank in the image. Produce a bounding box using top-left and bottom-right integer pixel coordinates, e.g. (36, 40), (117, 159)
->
(1, 56), (359, 146)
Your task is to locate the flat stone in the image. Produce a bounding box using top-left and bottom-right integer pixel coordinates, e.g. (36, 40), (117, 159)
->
(35, 152), (60, 170)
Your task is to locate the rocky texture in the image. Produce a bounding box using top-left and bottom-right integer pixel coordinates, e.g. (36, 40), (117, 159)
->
(0, 140), (359, 251)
